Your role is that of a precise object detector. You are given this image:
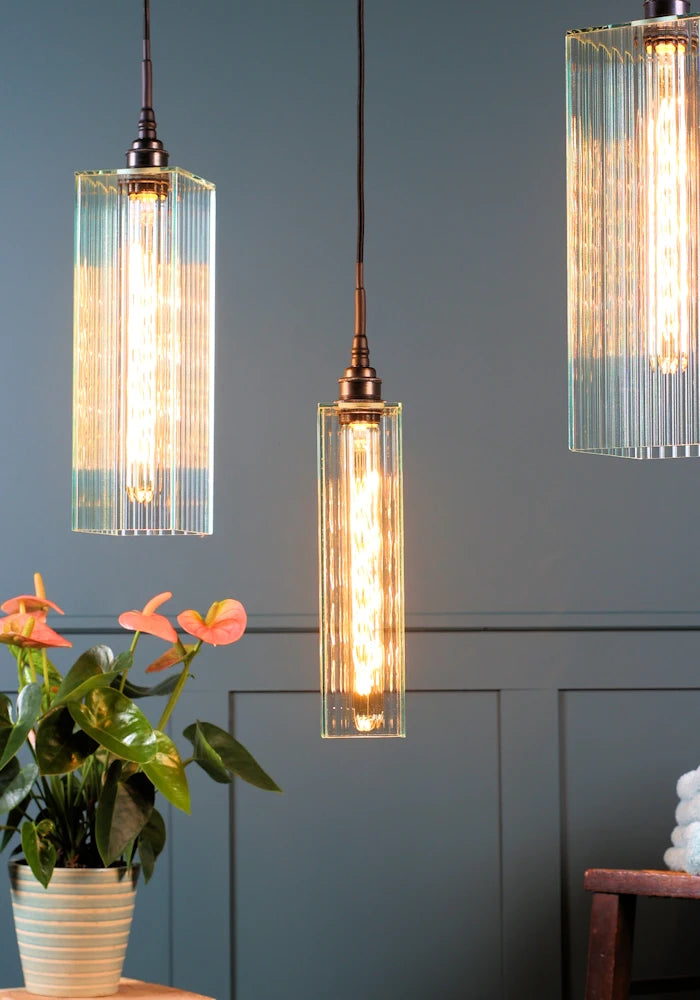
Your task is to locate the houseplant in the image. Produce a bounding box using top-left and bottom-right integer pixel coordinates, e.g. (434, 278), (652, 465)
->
(0, 574), (280, 996)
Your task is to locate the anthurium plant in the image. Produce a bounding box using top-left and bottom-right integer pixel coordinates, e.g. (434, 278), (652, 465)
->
(0, 575), (280, 888)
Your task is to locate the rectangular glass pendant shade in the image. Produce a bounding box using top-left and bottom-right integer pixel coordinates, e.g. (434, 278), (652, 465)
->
(73, 166), (215, 533)
(318, 402), (405, 738)
(567, 14), (700, 457)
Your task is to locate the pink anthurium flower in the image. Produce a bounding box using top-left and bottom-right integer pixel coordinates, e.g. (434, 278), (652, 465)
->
(0, 613), (72, 649)
(177, 599), (247, 646)
(1, 572), (65, 618)
(118, 591), (178, 643)
(0, 595), (65, 618)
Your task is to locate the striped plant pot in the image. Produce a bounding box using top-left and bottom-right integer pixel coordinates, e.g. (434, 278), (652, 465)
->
(9, 862), (139, 997)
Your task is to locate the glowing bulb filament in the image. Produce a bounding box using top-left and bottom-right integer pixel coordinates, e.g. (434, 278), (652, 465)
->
(647, 37), (690, 375)
(125, 190), (160, 503)
(347, 422), (384, 732)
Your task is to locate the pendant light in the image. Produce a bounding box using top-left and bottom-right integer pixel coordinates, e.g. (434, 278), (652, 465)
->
(72, 0), (215, 533)
(318, 0), (406, 738)
(567, 0), (700, 457)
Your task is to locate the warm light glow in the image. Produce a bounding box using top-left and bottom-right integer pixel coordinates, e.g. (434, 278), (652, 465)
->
(646, 35), (690, 375)
(125, 190), (162, 504)
(344, 421), (384, 733)
(318, 402), (404, 736)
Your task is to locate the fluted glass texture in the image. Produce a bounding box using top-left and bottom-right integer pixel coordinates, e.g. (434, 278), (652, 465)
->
(318, 402), (405, 738)
(73, 166), (215, 533)
(567, 15), (700, 457)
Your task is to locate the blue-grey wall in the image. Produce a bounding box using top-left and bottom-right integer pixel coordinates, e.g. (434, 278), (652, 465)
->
(2, 1), (700, 997)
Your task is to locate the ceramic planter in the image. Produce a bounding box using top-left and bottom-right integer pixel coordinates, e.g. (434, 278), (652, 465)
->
(9, 862), (139, 997)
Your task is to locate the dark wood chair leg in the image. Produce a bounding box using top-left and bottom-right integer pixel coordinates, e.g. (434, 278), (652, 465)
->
(584, 892), (637, 1000)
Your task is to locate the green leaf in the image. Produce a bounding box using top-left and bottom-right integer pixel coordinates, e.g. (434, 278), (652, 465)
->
(21, 820), (56, 888)
(0, 695), (13, 727)
(118, 675), (180, 699)
(52, 646), (118, 707)
(68, 688), (157, 764)
(1, 794), (30, 851)
(35, 708), (99, 774)
(183, 722), (231, 784)
(111, 650), (133, 675)
(142, 731), (190, 813)
(137, 808), (166, 884)
(0, 759), (20, 814)
(0, 763), (38, 814)
(0, 684), (42, 772)
(96, 761), (155, 867)
(183, 721), (281, 792)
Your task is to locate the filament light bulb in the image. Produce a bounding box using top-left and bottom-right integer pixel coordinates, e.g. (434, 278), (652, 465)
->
(125, 187), (167, 504)
(345, 421), (384, 732)
(646, 34), (690, 375)
(318, 402), (405, 737)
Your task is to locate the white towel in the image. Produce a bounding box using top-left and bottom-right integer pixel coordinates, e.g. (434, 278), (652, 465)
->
(676, 797), (700, 826)
(677, 768), (700, 800)
(664, 846), (688, 871)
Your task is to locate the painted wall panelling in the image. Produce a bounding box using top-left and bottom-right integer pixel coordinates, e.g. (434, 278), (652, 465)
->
(2, 629), (699, 999)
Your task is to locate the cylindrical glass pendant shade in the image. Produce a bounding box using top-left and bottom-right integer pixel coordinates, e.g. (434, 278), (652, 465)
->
(567, 14), (700, 457)
(318, 402), (405, 737)
(73, 166), (215, 533)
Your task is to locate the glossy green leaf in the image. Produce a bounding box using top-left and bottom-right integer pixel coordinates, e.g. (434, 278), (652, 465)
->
(0, 763), (38, 814)
(68, 688), (157, 763)
(52, 646), (118, 707)
(111, 650), (133, 676)
(0, 684), (42, 773)
(118, 675), (179, 699)
(0, 695), (12, 728)
(36, 708), (99, 774)
(0, 793), (30, 851)
(183, 721), (281, 792)
(183, 723), (231, 784)
(96, 761), (154, 867)
(137, 808), (166, 884)
(21, 819), (56, 888)
(0, 759), (20, 803)
(0, 697), (13, 768)
(142, 731), (190, 813)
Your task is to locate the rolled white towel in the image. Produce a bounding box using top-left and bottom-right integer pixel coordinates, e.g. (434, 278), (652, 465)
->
(676, 797), (700, 826)
(664, 845), (688, 871)
(677, 768), (700, 800)
(672, 824), (690, 847)
(686, 827), (700, 875)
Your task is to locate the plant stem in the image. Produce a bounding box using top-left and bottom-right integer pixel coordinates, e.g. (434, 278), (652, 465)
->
(40, 650), (51, 709)
(156, 640), (202, 731)
(118, 632), (141, 693)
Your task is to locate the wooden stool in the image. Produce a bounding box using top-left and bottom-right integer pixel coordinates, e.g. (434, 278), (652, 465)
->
(0, 980), (214, 1000)
(584, 868), (700, 998)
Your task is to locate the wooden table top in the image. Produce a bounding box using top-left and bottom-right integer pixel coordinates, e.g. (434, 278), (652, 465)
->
(0, 979), (214, 1000)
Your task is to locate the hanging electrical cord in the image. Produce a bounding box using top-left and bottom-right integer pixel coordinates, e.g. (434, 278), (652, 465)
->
(356, 0), (365, 329)
(127, 0), (169, 168)
(341, 0), (381, 404)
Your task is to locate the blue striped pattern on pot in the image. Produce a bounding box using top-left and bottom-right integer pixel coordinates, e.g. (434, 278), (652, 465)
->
(9, 862), (139, 997)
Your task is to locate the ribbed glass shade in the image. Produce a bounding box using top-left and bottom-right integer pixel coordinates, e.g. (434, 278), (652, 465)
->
(73, 166), (215, 533)
(318, 401), (405, 737)
(567, 14), (700, 457)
